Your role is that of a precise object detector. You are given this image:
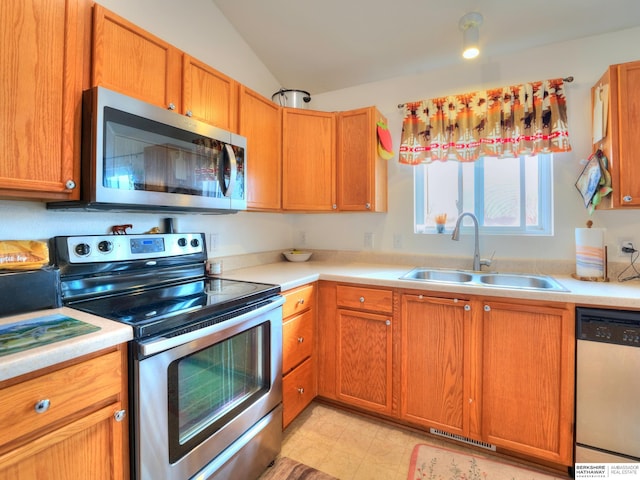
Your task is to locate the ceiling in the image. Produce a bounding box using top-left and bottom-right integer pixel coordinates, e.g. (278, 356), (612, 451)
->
(212, 0), (640, 94)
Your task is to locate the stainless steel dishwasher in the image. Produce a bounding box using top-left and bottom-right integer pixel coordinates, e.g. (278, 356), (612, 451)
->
(576, 307), (640, 463)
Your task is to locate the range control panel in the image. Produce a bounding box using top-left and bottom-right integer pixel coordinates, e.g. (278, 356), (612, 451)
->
(57, 233), (205, 263)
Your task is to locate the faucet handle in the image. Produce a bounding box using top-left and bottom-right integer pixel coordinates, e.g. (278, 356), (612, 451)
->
(480, 250), (496, 268)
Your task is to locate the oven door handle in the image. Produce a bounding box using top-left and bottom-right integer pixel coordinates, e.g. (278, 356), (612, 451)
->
(137, 296), (284, 357)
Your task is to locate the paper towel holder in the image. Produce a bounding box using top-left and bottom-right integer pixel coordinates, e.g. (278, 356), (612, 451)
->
(571, 220), (609, 282)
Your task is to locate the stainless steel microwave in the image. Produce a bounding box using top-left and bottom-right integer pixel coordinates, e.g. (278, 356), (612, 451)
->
(48, 86), (246, 213)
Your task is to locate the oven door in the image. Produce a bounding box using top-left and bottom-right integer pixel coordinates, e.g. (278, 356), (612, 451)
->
(132, 299), (283, 480)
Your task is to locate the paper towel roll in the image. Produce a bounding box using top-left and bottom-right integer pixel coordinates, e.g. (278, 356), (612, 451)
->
(575, 228), (605, 278)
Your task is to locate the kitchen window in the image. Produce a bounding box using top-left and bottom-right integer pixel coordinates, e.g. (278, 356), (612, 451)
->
(414, 153), (553, 235)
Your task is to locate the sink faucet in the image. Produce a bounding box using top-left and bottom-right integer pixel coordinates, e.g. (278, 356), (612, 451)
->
(451, 212), (491, 271)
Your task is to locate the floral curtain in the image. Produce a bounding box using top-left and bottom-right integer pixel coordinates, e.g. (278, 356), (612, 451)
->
(398, 78), (571, 164)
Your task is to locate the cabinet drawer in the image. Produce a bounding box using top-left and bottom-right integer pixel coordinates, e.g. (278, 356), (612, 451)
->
(283, 357), (316, 428)
(283, 309), (314, 374)
(282, 284), (315, 319)
(0, 350), (123, 448)
(336, 284), (393, 313)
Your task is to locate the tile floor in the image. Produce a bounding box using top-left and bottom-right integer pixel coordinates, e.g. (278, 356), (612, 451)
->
(279, 402), (462, 480)
(279, 402), (568, 480)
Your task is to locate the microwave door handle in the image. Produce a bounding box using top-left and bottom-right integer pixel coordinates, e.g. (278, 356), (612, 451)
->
(218, 144), (236, 198)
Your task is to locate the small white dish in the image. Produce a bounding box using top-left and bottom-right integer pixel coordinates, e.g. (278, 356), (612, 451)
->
(282, 250), (312, 262)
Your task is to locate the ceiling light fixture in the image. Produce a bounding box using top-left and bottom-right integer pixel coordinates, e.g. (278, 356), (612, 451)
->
(459, 12), (483, 59)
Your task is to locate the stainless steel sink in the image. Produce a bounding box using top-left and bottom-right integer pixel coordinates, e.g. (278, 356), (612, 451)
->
(478, 273), (568, 291)
(400, 268), (568, 292)
(401, 268), (474, 284)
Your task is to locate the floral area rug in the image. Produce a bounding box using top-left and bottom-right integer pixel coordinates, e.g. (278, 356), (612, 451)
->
(408, 444), (562, 480)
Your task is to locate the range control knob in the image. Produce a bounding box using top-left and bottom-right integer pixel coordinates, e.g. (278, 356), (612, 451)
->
(190, 238), (200, 248)
(74, 243), (91, 256)
(98, 240), (113, 253)
(177, 237), (187, 247)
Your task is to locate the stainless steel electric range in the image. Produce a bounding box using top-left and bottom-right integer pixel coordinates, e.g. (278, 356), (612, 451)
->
(51, 233), (284, 480)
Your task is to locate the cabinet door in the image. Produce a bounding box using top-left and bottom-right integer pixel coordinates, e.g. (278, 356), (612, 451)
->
(183, 55), (238, 131)
(239, 86), (282, 210)
(282, 108), (336, 211)
(0, 403), (127, 480)
(400, 294), (472, 436)
(481, 300), (575, 466)
(336, 308), (393, 414)
(616, 61), (640, 207)
(337, 107), (388, 212)
(92, 4), (182, 111)
(0, 0), (85, 200)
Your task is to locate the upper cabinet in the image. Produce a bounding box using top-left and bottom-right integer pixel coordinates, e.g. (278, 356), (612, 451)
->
(592, 60), (640, 208)
(0, 0), (88, 200)
(92, 4), (182, 112)
(182, 55), (238, 132)
(282, 108), (336, 211)
(239, 86), (282, 211)
(92, 4), (238, 131)
(337, 107), (388, 212)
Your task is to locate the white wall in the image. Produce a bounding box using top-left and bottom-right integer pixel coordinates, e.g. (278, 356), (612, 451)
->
(297, 26), (640, 262)
(1, 1), (639, 266)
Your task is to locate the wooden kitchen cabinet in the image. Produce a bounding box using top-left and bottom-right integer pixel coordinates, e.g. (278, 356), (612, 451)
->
(481, 299), (575, 466)
(92, 4), (182, 112)
(182, 55), (239, 132)
(318, 283), (396, 415)
(281, 283), (317, 428)
(239, 86), (282, 211)
(592, 60), (640, 208)
(0, 0), (88, 200)
(400, 293), (474, 437)
(282, 108), (336, 211)
(337, 107), (388, 212)
(92, 5), (238, 131)
(0, 345), (129, 479)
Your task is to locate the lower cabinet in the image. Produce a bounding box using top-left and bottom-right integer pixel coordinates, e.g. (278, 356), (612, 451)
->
(0, 345), (129, 479)
(400, 291), (575, 467)
(281, 283), (317, 428)
(318, 282), (396, 416)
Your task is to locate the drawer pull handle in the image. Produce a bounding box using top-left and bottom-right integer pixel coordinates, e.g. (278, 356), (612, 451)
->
(359, 296), (365, 303)
(297, 299), (305, 305)
(297, 387), (305, 395)
(297, 336), (304, 343)
(34, 399), (50, 414)
(114, 410), (126, 422)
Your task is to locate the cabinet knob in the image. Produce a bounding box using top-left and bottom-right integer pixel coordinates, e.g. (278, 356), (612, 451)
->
(484, 305), (491, 312)
(114, 409), (126, 422)
(365, 203), (371, 209)
(359, 296), (365, 303)
(297, 387), (305, 395)
(332, 204), (337, 210)
(297, 336), (304, 343)
(186, 110), (193, 117)
(34, 399), (50, 414)
(464, 304), (471, 311)
(623, 195), (633, 203)
(297, 298), (305, 305)
(385, 320), (391, 326)
(168, 103), (176, 110)
(65, 179), (76, 190)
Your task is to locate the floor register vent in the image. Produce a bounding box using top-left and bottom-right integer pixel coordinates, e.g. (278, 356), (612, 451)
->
(429, 428), (497, 451)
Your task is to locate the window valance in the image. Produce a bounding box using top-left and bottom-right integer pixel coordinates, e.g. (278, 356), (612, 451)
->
(399, 78), (572, 164)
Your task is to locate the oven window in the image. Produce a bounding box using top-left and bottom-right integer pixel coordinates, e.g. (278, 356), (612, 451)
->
(167, 322), (270, 462)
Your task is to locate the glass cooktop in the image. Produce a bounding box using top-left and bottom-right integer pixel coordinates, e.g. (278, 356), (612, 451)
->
(67, 278), (280, 339)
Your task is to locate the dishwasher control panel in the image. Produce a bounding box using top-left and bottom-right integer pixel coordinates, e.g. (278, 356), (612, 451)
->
(577, 307), (640, 346)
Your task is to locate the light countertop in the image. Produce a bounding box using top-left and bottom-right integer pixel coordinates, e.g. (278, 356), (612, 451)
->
(217, 260), (640, 309)
(0, 307), (133, 382)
